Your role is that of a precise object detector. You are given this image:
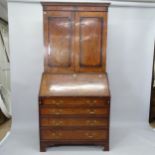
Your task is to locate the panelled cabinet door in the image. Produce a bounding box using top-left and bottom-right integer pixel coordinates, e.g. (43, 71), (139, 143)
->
(75, 12), (107, 73)
(44, 11), (74, 73)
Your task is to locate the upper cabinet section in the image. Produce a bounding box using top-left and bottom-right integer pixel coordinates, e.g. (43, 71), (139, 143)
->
(42, 3), (110, 73)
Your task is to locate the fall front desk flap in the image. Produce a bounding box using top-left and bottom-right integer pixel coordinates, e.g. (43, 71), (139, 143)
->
(39, 73), (110, 97)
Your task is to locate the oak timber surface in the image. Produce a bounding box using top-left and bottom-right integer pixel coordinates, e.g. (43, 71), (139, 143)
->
(39, 73), (110, 97)
(39, 2), (110, 152)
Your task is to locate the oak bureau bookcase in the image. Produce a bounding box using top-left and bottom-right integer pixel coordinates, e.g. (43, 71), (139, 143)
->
(39, 2), (111, 152)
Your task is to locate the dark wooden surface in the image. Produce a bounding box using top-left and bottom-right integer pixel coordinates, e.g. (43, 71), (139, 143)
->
(39, 73), (110, 97)
(149, 43), (155, 122)
(44, 11), (74, 73)
(43, 3), (108, 73)
(41, 129), (108, 140)
(75, 11), (107, 73)
(40, 96), (110, 107)
(40, 117), (108, 127)
(39, 2), (110, 152)
(42, 2), (110, 12)
(39, 98), (110, 152)
(150, 88), (155, 122)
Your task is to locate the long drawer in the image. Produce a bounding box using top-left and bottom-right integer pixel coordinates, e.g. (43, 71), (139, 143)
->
(40, 97), (109, 108)
(40, 107), (108, 115)
(40, 117), (108, 127)
(41, 129), (108, 140)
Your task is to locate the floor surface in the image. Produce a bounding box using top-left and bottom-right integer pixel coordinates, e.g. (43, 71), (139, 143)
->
(0, 124), (155, 155)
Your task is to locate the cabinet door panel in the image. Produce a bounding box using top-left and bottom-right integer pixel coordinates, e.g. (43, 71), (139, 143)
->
(80, 17), (102, 67)
(75, 12), (107, 72)
(44, 11), (74, 73)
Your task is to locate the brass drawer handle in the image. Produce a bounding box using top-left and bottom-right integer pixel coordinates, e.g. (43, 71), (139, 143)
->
(93, 100), (97, 103)
(86, 100), (90, 103)
(52, 120), (63, 126)
(59, 100), (63, 103)
(55, 102), (61, 106)
(86, 100), (94, 106)
(51, 132), (62, 137)
(55, 109), (62, 115)
(52, 100), (56, 104)
(52, 132), (56, 136)
(86, 120), (97, 125)
(87, 109), (96, 114)
(51, 109), (62, 115)
(85, 133), (96, 138)
(53, 101), (63, 105)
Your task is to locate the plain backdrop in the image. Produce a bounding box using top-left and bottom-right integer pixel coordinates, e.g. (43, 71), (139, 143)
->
(0, 1), (155, 155)
(0, 0), (8, 21)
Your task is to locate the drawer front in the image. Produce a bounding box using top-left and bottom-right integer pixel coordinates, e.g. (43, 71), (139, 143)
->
(40, 108), (108, 115)
(40, 97), (109, 107)
(41, 129), (107, 140)
(40, 118), (108, 127)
